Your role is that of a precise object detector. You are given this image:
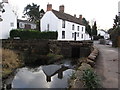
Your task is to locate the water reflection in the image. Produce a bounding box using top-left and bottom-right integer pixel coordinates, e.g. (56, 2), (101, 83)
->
(12, 64), (74, 88)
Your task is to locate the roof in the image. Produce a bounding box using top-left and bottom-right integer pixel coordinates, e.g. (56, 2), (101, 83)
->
(17, 19), (36, 24)
(52, 10), (83, 25)
(98, 29), (107, 33)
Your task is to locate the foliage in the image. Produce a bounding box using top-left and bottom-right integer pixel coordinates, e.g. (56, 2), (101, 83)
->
(24, 3), (45, 30)
(108, 15), (120, 47)
(82, 18), (92, 37)
(47, 53), (63, 63)
(69, 71), (76, 80)
(113, 15), (119, 27)
(0, 2), (5, 22)
(93, 35), (104, 40)
(81, 69), (101, 89)
(10, 29), (58, 39)
(92, 21), (97, 36)
(2, 48), (23, 77)
(110, 27), (120, 47)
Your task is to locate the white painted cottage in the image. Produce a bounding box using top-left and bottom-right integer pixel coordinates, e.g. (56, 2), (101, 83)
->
(17, 19), (37, 30)
(0, 0), (17, 39)
(41, 4), (91, 41)
(97, 29), (109, 39)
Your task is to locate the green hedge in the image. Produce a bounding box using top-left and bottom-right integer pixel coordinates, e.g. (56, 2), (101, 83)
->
(10, 29), (58, 39)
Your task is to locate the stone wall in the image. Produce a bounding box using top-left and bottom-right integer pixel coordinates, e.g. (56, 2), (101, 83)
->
(2, 39), (93, 60)
(49, 40), (93, 58)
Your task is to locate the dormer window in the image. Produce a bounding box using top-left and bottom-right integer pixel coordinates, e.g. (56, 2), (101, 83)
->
(72, 24), (74, 30)
(62, 20), (65, 28)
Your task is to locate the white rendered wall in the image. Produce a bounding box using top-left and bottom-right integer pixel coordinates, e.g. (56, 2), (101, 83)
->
(41, 11), (59, 32)
(57, 19), (90, 41)
(18, 22), (36, 29)
(41, 11), (91, 41)
(0, 3), (17, 39)
(98, 30), (109, 39)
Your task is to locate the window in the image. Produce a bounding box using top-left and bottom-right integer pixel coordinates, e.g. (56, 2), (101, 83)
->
(10, 22), (14, 27)
(62, 31), (65, 39)
(72, 24), (74, 30)
(82, 27), (84, 32)
(20, 23), (24, 28)
(77, 33), (79, 37)
(81, 34), (83, 38)
(62, 20), (65, 28)
(77, 26), (79, 31)
(47, 24), (49, 31)
(72, 33), (74, 38)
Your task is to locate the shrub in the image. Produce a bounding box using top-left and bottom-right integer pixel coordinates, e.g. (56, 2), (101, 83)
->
(10, 29), (58, 39)
(93, 35), (104, 40)
(47, 53), (63, 63)
(110, 27), (120, 47)
(2, 48), (23, 77)
(81, 69), (101, 89)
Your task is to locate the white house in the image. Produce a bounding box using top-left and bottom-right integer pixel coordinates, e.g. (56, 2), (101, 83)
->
(0, 0), (17, 39)
(17, 19), (37, 30)
(41, 4), (91, 41)
(97, 29), (109, 39)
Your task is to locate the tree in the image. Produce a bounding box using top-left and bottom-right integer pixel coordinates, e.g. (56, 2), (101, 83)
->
(109, 15), (120, 47)
(114, 15), (119, 27)
(0, 2), (5, 22)
(24, 3), (45, 30)
(92, 21), (97, 36)
(82, 18), (92, 37)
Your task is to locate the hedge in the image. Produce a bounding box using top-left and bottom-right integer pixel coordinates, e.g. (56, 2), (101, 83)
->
(10, 29), (58, 39)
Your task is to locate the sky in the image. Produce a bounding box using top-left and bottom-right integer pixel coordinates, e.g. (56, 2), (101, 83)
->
(1, 0), (120, 30)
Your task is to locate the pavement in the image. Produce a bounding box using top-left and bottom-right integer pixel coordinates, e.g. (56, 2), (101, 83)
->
(94, 41), (119, 88)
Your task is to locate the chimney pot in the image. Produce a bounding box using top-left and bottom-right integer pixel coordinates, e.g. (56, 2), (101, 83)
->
(59, 5), (64, 13)
(47, 4), (52, 11)
(74, 14), (76, 18)
(79, 15), (82, 23)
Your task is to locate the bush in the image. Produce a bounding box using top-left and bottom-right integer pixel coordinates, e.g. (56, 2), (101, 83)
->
(47, 53), (63, 63)
(93, 35), (104, 40)
(81, 69), (101, 89)
(2, 48), (23, 77)
(110, 27), (120, 47)
(10, 29), (58, 39)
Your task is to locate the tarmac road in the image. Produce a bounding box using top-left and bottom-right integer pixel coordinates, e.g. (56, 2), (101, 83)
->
(94, 41), (119, 88)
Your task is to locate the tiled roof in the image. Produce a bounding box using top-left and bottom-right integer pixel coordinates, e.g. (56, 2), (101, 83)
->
(52, 10), (83, 25)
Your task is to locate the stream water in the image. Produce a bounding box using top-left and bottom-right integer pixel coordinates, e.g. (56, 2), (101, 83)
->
(6, 60), (75, 89)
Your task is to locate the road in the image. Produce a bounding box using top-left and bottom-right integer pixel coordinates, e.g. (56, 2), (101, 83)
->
(94, 41), (119, 88)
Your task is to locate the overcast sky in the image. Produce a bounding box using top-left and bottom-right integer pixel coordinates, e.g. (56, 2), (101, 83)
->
(1, 0), (120, 30)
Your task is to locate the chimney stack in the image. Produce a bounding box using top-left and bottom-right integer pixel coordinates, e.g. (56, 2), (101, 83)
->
(79, 15), (82, 23)
(74, 14), (76, 18)
(2, 0), (8, 3)
(47, 4), (52, 11)
(59, 5), (64, 13)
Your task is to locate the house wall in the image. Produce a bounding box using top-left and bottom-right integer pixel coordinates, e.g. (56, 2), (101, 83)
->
(41, 11), (91, 41)
(98, 30), (109, 39)
(58, 20), (88, 41)
(41, 11), (59, 32)
(18, 22), (36, 30)
(0, 3), (17, 39)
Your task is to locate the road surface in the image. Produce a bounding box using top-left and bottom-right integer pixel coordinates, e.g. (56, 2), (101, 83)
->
(94, 41), (119, 88)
